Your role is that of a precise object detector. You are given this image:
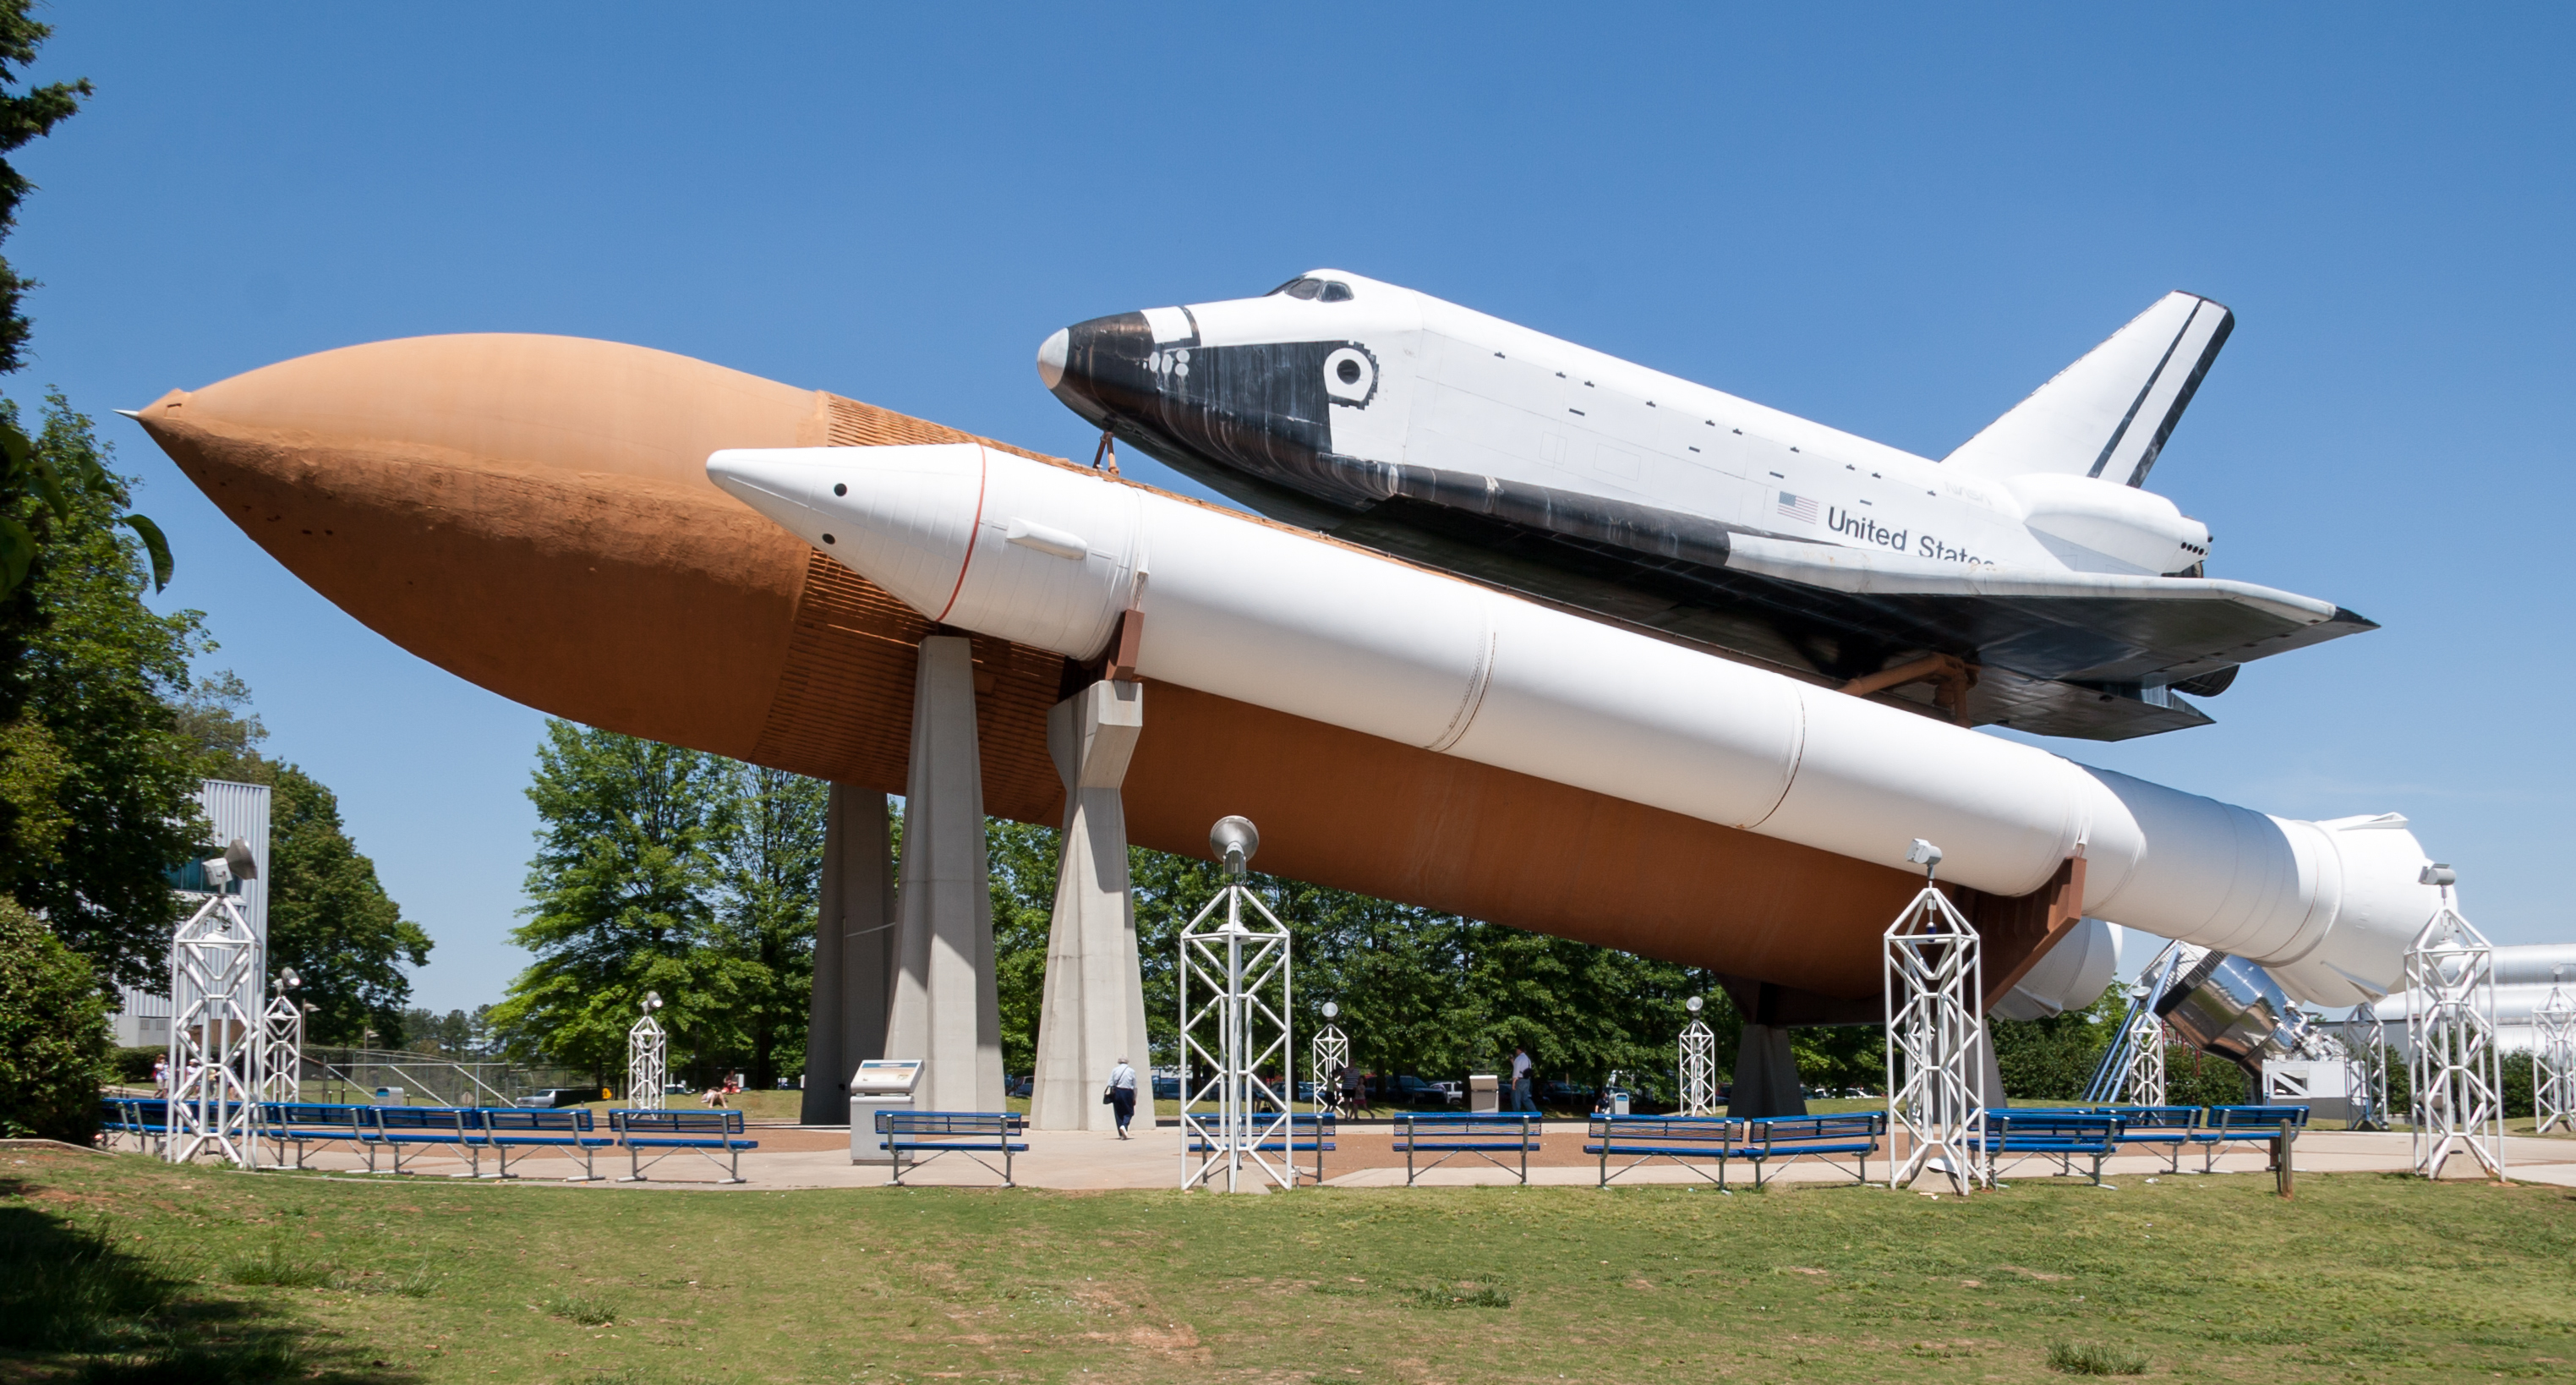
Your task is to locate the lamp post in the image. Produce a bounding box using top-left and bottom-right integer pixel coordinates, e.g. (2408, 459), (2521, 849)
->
(259, 966), (306, 1106)
(1678, 996), (1718, 1116)
(1311, 1000), (1349, 1117)
(628, 990), (668, 1111)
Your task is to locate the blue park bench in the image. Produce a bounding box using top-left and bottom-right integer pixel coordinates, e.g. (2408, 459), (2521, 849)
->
(1977, 1111), (2124, 1185)
(877, 1110), (1025, 1187)
(1737, 1113), (1885, 1188)
(478, 1107), (615, 1181)
(359, 1104), (484, 1175)
(2014, 1104), (2205, 1173)
(611, 1109), (758, 1184)
(256, 1102), (369, 1169)
(1186, 1112), (1337, 1186)
(2197, 1104), (2306, 1193)
(1585, 1114), (1736, 1187)
(98, 1097), (171, 1155)
(1393, 1113), (1541, 1185)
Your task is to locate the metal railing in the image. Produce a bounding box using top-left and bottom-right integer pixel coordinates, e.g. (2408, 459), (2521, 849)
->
(304, 1048), (566, 1109)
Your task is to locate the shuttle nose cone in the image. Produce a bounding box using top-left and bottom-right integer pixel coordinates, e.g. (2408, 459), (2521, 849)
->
(1036, 327), (1069, 391)
(1038, 312), (1154, 430)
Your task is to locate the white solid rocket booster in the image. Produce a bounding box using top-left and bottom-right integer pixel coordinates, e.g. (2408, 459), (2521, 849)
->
(708, 443), (2441, 1006)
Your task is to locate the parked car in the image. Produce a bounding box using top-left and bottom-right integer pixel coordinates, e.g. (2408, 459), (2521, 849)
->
(1005, 1074), (1033, 1098)
(1152, 1075), (1181, 1100)
(1387, 1075), (1458, 1108)
(517, 1087), (601, 1109)
(1430, 1080), (1465, 1106)
(1536, 1081), (1594, 1111)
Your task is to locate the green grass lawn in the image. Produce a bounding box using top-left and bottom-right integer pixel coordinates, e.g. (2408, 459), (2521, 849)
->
(4, 1147), (2572, 1384)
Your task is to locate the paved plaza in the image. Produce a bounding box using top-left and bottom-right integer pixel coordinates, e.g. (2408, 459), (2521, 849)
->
(227, 1121), (2576, 1192)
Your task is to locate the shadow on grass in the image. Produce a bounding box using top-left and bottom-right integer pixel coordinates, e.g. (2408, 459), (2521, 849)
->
(0, 1187), (417, 1385)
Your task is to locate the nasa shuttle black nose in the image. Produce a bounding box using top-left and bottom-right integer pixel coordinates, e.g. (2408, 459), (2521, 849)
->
(1036, 280), (1382, 507)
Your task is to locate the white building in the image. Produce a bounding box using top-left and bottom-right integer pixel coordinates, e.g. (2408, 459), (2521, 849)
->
(111, 779), (271, 1049)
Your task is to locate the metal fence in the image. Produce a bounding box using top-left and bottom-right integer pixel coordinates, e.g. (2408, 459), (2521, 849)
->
(301, 1048), (599, 1108)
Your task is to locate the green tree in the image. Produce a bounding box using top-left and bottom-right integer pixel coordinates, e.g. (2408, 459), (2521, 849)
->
(490, 720), (746, 1085)
(1, 398), (205, 987)
(0, 892), (111, 1143)
(712, 764), (827, 1088)
(985, 819), (1058, 1077)
(1988, 986), (2123, 1102)
(0, 2), (85, 380)
(264, 765), (430, 1047)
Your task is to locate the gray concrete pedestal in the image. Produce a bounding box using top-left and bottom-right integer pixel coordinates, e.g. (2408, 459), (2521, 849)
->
(883, 635), (1006, 1115)
(1727, 1022), (1808, 1118)
(800, 787), (896, 1125)
(1030, 680), (1151, 1131)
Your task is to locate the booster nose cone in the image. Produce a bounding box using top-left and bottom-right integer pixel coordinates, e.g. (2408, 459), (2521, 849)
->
(707, 443), (989, 621)
(704, 450), (811, 528)
(1036, 327), (1069, 391)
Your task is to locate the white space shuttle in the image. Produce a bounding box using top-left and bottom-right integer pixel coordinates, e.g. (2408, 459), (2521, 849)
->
(1036, 272), (2371, 742)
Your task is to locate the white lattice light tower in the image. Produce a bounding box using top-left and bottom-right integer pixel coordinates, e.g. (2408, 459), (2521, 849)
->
(167, 843), (265, 1166)
(2119, 1003), (2168, 1107)
(258, 967), (307, 1105)
(1884, 839), (1988, 1195)
(627, 990), (668, 1111)
(2344, 999), (2393, 1132)
(1179, 817), (1294, 1192)
(2405, 866), (2504, 1180)
(1310, 1000), (1350, 1115)
(2535, 968), (2576, 1136)
(1678, 995), (1718, 1117)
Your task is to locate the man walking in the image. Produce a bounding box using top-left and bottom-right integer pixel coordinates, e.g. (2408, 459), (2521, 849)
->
(1105, 1057), (1139, 1138)
(1508, 1045), (1535, 1114)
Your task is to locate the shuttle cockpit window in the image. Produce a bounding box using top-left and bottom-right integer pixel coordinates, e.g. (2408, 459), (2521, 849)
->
(1266, 276), (1355, 302)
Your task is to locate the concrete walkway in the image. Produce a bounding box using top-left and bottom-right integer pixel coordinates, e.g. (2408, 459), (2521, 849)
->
(199, 1122), (2576, 1191)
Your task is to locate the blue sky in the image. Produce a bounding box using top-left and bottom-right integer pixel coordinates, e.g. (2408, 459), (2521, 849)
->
(18, 5), (2571, 1012)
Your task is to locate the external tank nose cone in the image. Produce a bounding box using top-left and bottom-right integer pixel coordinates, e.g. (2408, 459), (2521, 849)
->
(1036, 327), (1069, 391)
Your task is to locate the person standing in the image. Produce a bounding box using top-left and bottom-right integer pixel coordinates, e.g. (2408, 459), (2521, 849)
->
(1105, 1057), (1139, 1138)
(1508, 1046), (1535, 1114)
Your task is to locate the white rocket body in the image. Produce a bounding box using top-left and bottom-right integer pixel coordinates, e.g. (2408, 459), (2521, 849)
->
(708, 443), (2441, 1007)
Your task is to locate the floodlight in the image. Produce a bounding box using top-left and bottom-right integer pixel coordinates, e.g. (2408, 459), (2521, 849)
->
(2420, 863), (2457, 888)
(302, 1002), (318, 1015)
(1686, 995), (1704, 1015)
(223, 838), (258, 881)
(643, 990), (664, 1012)
(1320, 1000), (1338, 1020)
(279, 966), (301, 990)
(1905, 838), (1943, 874)
(1209, 816), (1260, 877)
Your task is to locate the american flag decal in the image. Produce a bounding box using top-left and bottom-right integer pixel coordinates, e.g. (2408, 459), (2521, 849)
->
(1776, 491), (1818, 523)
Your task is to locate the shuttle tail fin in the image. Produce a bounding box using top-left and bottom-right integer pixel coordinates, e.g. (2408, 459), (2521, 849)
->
(1942, 291), (2233, 488)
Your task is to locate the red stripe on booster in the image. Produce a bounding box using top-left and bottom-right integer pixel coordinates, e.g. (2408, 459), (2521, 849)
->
(933, 446), (987, 626)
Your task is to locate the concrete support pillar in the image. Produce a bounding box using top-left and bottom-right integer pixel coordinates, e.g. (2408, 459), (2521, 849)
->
(884, 635), (1006, 1114)
(1975, 1018), (2009, 1110)
(1029, 680), (1149, 1130)
(800, 786), (896, 1125)
(1726, 1022), (1809, 1118)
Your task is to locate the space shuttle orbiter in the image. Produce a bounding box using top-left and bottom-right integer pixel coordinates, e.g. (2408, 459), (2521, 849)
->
(1037, 273), (2371, 741)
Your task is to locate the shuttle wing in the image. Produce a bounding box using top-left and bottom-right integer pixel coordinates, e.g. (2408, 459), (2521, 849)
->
(1339, 464), (2373, 739)
(1941, 292), (2234, 488)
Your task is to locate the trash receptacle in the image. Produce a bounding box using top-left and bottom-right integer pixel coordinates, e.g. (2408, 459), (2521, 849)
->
(848, 1059), (924, 1164)
(1468, 1074), (1500, 1114)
